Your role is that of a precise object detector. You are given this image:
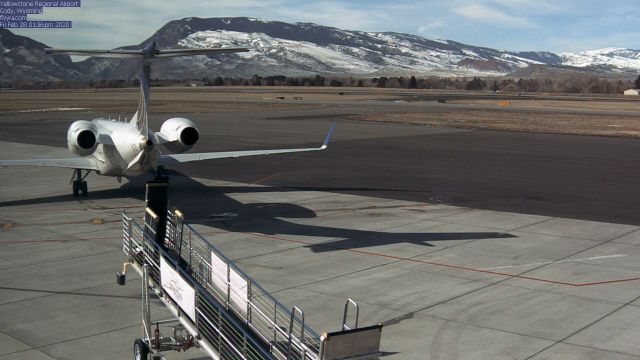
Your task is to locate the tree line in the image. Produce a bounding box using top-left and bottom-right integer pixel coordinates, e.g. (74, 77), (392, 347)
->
(4, 74), (640, 94)
(202, 74), (638, 94)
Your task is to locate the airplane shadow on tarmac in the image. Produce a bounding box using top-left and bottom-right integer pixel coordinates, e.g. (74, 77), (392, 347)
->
(0, 171), (515, 252)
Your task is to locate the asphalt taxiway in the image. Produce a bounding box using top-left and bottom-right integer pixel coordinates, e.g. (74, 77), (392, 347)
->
(5, 103), (640, 225)
(2, 110), (640, 359)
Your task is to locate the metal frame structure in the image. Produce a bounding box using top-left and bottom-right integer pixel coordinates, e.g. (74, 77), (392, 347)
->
(123, 209), (275, 360)
(120, 207), (382, 360)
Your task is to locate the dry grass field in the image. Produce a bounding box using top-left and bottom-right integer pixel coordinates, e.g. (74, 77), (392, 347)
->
(448, 98), (640, 112)
(350, 110), (640, 138)
(0, 87), (393, 113)
(3, 87), (640, 138)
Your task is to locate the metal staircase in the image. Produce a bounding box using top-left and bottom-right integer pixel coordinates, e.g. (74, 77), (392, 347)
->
(119, 206), (382, 360)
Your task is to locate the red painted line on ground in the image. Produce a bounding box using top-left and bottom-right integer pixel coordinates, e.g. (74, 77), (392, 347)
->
(245, 232), (640, 287)
(250, 173), (282, 186)
(575, 277), (640, 287)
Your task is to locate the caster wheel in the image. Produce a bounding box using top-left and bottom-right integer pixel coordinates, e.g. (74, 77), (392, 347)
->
(133, 338), (149, 360)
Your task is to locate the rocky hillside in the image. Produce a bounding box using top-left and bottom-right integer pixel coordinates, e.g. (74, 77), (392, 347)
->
(0, 28), (81, 82)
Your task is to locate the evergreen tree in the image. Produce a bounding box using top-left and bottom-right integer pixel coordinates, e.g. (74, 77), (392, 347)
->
(635, 75), (640, 89)
(251, 75), (262, 86)
(313, 75), (325, 86)
(212, 76), (224, 86)
(465, 77), (486, 91)
(264, 77), (275, 86)
(408, 76), (418, 89)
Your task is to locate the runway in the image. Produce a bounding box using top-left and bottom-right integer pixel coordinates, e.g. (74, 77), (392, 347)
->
(2, 96), (640, 359)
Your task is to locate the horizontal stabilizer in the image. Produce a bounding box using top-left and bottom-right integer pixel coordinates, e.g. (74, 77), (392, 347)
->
(46, 48), (144, 58)
(46, 47), (249, 58)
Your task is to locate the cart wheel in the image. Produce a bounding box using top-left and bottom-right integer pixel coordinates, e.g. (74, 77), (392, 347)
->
(133, 339), (149, 360)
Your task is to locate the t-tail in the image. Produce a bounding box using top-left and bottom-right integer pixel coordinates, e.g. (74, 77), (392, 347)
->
(47, 42), (249, 136)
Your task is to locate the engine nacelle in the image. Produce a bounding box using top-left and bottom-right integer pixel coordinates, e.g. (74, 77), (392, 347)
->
(67, 120), (98, 156)
(159, 117), (200, 153)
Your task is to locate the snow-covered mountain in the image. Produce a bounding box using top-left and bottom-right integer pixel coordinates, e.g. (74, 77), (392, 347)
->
(2, 17), (640, 82)
(560, 48), (640, 71)
(126, 17), (562, 78)
(171, 21), (551, 77)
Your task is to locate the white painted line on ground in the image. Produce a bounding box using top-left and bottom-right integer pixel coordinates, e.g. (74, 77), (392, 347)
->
(482, 254), (627, 270)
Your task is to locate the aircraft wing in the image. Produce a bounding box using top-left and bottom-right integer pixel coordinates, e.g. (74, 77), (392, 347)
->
(0, 157), (100, 170)
(159, 123), (336, 165)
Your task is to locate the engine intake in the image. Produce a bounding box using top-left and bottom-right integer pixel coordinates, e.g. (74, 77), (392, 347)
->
(159, 117), (200, 153)
(67, 120), (98, 156)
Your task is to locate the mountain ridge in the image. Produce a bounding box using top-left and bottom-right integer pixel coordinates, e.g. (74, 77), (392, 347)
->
(2, 17), (639, 82)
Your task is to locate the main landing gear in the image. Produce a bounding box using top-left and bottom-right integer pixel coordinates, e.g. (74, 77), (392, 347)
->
(71, 169), (90, 197)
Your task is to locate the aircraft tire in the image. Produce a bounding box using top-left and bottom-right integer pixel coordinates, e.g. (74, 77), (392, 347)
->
(80, 181), (88, 197)
(72, 181), (79, 198)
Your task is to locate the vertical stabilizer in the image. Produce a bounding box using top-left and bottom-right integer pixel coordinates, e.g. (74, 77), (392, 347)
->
(130, 41), (157, 137)
(131, 60), (151, 136)
(46, 43), (249, 139)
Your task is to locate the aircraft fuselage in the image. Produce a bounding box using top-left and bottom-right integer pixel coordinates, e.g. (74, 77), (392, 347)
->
(91, 119), (160, 176)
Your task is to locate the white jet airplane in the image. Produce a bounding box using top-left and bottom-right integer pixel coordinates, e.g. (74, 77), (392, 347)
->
(0, 41), (335, 197)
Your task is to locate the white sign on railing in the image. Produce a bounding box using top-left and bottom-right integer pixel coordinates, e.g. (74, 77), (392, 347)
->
(211, 251), (228, 296)
(161, 257), (196, 321)
(211, 251), (248, 315)
(229, 267), (248, 314)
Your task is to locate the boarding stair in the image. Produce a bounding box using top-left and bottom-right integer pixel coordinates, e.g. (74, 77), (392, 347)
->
(119, 206), (382, 360)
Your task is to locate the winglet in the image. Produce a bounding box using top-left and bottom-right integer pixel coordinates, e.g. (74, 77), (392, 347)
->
(321, 123), (337, 150)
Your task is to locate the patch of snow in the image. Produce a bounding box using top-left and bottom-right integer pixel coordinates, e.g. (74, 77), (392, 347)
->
(500, 53), (543, 66)
(461, 49), (480, 58)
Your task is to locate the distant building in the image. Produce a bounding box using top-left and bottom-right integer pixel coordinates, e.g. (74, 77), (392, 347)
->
(624, 89), (640, 95)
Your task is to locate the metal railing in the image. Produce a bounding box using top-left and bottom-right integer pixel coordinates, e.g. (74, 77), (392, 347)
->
(123, 211), (274, 360)
(123, 209), (322, 360)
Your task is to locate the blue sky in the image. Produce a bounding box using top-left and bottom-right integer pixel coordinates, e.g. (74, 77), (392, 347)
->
(12, 0), (640, 53)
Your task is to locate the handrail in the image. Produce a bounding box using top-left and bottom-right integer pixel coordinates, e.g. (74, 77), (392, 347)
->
(287, 306), (306, 360)
(123, 210), (321, 360)
(183, 223), (322, 358)
(189, 225), (320, 334)
(122, 212), (275, 360)
(342, 299), (359, 331)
